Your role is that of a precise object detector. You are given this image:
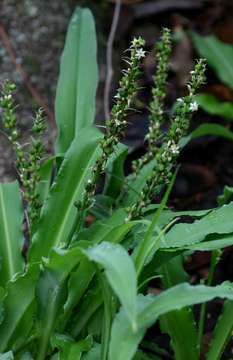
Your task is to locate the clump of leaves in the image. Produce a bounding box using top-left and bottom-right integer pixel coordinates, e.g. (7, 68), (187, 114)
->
(0, 6), (233, 360)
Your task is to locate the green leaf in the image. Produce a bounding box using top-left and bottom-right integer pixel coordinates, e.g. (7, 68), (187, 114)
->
(70, 284), (102, 338)
(133, 172), (176, 276)
(51, 334), (92, 360)
(0, 265), (39, 352)
(190, 123), (233, 142)
(206, 300), (233, 360)
(0, 182), (24, 287)
(58, 257), (95, 332)
(35, 247), (83, 360)
(17, 352), (33, 360)
(0, 352), (14, 360)
(36, 157), (56, 204)
(77, 209), (127, 244)
(159, 202), (233, 249)
(145, 207), (210, 228)
(109, 295), (152, 360)
(10, 301), (35, 353)
(0, 288), (4, 326)
(104, 143), (128, 199)
(59, 210), (140, 332)
(179, 122), (233, 147)
(123, 160), (156, 207)
(197, 94), (233, 120)
(82, 343), (101, 360)
(218, 185), (233, 206)
(140, 283), (233, 328)
(160, 257), (198, 360)
(184, 233), (233, 252)
(29, 126), (102, 262)
(98, 273), (114, 360)
(191, 33), (233, 90)
(84, 242), (138, 331)
(91, 194), (115, 220)
(109, 282), (233, 360)
(65, 259), (95, 313)
(55, 7), (98, 154)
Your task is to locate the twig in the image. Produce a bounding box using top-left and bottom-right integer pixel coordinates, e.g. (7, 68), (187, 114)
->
(104, 0), (121, 121)
(0, 23), (55, 125)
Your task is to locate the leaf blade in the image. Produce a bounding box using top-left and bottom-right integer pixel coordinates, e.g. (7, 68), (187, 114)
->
(55, 7), (98, 153)
(84, 242), (138, 330)
(0, 182), (24, 287)
(192, 33), (233, 90)
(29, 126), (102, 262)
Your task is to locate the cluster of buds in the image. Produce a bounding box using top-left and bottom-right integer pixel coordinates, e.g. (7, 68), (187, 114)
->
(26, 108), (46, 225)
(0, 81), (46, 229)
(127, 58), (206, 219)
(132, 28), (172, 173)
(102, 36), (146, 164)
(76, 37), (146, 213)
(0, 80), (28, 180)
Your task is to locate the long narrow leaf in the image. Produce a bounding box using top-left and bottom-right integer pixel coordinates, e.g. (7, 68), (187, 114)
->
(160, 257), (198, 360)
(55, 7), (98, 153)
(0, 182), (24, 287)
(197, 94), (233, 121)
(206, 301), (233, 360)
(133, 172), (176, 276)
(109, 283), (233, 360)
(29, 126), (102, 262)
(60, 212), (142, 331)
(159, 202), (233, 249)
(191, 33), (233, 90)
(84, 242), (138, 331)
(0, 265), (39, 352)
(35, 247), (84, 360)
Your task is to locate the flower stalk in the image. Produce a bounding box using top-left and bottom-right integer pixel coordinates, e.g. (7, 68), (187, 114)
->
(132, 28), (172, 173)
(127, 59), (206, 219)
(76, 37), (145, 214)
(0, 80), (46, 229)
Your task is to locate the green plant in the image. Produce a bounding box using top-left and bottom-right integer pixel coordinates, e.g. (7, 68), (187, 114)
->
(187, 33), (233, 145)
(1, 6), (233, 360)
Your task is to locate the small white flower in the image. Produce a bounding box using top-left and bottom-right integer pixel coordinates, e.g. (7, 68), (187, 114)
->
(132, 37), (144, 48)
(114, 93), (120, 99)
(4, 94), (12, 100)
(135, 48), (146, 59)
(115, 120), (121, 127)
(177, 98), (183, 103)
(170, 143), (179, 155)
(189, 101), (198, 112)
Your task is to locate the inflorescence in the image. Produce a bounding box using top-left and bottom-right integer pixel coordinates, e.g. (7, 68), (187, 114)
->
(76, 37), (146, 213)
(127, 58), (206, 219)
(0, 30), (206, 233)
(132, 28), (172, 173)
(0, 81), (46, 229)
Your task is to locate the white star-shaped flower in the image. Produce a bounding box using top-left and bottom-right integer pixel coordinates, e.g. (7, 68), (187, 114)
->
(135, 48), (146, 59)
(189, 101), (198, 112)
